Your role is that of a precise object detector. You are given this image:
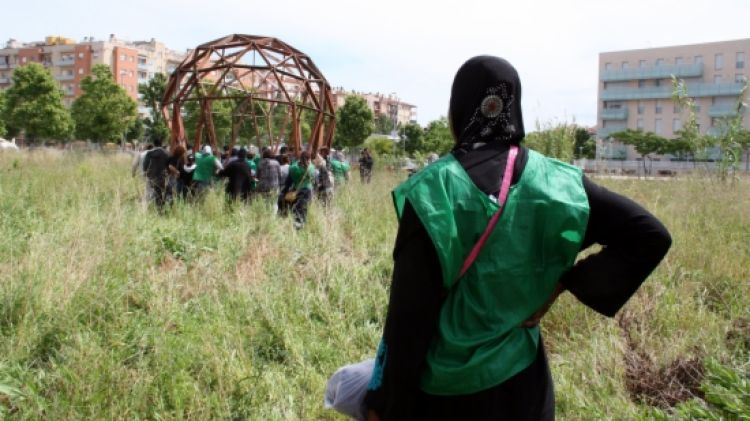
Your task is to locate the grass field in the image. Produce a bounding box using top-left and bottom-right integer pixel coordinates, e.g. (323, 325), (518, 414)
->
(0, 150), (748, 420)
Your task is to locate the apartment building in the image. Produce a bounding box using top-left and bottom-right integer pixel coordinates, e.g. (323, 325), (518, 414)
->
(597, 38), (749, 160)
(331, 87), (418, 127)
(0, 35), (185, 113)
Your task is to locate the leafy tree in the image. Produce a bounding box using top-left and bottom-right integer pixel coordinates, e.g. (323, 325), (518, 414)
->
(3, 62), (73, 142)
(399, 121), (423, 155)
(672, 76), (714, 164)
(374, 113), (397, 135)
(126, 117), (145, 142)
(334, 95), (373, 148)
(364, 135), (395, 157)
(611, 129), (669, 175)
(422, 117), (453, 155)
(72, 64), (137, 143)
(138, 73), (170, 144)
(573, 127), (596, 159)
(0, 90), (6, 138)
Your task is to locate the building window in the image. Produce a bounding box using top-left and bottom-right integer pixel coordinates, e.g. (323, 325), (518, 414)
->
(120, 54), (126, 61)
(655, 119), (663, 134)
(655, 58), (664, 66)
(736, 74), (747, 83)
(655, 79), (661, 87)
(693, 100), (701, 113)
(714, 75), (723, 84)
(674, 103), (682, 113)
(78, 52), (84, 59)
(694, 55), (703, 64)
(604, 62), (612, 71)
(638, 80), (645, 88)
(621, 61), (629, 70)
(673, 118), (682, 132)
(675, 57), (684, 66)
(637, 101), (645, 114)
(639, 60), (647, 68)
(603, 82), (608, 89)
(737, 52), (745, 69)
(637, 118), (644, 130)
(655, 100), (663, 114)
(715, 53), (723, 70)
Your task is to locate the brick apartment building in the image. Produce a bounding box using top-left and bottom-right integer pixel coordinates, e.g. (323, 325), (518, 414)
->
(331, 87), (418, 129)
(0, 35), (185, 114)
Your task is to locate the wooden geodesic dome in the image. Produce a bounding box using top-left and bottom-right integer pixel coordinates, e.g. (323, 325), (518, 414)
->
(161, 34), (335, 155)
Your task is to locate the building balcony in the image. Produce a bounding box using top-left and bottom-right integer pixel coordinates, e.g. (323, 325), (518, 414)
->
(0, 63), (9, 69)
(708, 104), (745, 117)
(601, 63), (703, 81)
(601, 82), (745, 101)
(0, 77), (10, 84)
(138, 62), (151, 70)
(54, 57), (76, 66)
(56, 74), (75, 81)
(597, 126), (627, 139)
(600, 107), (628, 120)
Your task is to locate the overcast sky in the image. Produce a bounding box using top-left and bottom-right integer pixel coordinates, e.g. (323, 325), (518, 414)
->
(3, 0), (749, 129)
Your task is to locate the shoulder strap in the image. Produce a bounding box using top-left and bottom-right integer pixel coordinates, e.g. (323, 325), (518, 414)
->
(456, 145), (519, 280)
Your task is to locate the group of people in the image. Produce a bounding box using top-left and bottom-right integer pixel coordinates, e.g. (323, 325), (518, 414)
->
(132, 139), (365, 229)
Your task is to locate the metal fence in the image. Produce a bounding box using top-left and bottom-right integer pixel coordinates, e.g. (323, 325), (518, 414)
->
(574, 158), (750, 176)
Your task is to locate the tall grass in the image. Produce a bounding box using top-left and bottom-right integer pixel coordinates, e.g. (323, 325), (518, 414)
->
(0, 150), (748, 419)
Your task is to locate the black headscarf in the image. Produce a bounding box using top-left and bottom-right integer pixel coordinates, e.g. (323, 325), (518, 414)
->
(449, 56), (525, 148)
(449, 56), (529, 196)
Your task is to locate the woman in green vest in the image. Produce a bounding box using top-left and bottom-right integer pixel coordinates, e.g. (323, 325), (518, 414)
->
(278, 151), (315, 229)
(363, 57), (671, 420)
(192, 145), (223, 194)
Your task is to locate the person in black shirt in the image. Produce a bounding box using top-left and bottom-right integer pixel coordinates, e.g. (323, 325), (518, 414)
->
(218, 148), (253, 202)
(142, 138), (170, 209)
(363, 56), (672, 420)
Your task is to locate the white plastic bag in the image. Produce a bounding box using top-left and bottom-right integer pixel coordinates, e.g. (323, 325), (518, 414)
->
(324, 358), (374, 420)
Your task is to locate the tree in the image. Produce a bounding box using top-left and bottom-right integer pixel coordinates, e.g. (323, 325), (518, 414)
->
(422, 117), (453, 155)
(138, 73), (170, 144)
(3, 62), (73, 142)
(611, 129), (669, 175)
(0, 90), (6, 138)
(573, 127), (596, 159)
(374, 113), (397, 135)
(72, 64), (137, 143)
(334, 95), (373, 148)
(672, 76), (714, 164)
(399, 122), (423, 155)
(364, 135), (395, 157)
(126, 117), (145, 142)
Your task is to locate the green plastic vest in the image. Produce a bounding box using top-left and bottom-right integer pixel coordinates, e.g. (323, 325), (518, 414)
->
(289, 163), (314, 190)
(193, 153), (216, 182)
(392, 150), (589, 395)
(331, 159), (349, 183)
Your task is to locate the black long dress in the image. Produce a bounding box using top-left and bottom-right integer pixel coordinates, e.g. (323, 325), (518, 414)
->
(364, 142), (672, 420)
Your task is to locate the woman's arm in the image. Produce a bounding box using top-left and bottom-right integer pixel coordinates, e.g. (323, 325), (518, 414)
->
(559, 176), (672, 317)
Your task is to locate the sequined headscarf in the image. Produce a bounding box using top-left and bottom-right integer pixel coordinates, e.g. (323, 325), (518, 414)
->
(449, 56), (525, 147)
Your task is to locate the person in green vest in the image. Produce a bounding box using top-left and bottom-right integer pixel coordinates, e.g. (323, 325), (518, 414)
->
(192, 145), (223, 195)
(362, 56), (672, 420)
(330, 153), (350, 185)
(278, 150), (315, 229)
